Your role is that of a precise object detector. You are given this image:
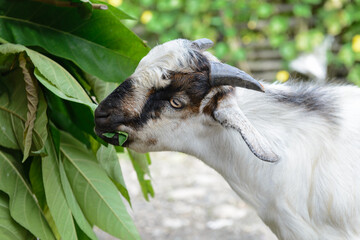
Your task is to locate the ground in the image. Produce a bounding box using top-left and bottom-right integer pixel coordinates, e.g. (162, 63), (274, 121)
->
(95, 152), (278, 240)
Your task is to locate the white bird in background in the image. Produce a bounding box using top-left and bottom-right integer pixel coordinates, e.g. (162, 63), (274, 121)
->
(290, 36), (334, 83)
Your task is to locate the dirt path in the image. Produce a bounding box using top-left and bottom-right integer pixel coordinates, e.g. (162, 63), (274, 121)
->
(111, 152), (278, 240)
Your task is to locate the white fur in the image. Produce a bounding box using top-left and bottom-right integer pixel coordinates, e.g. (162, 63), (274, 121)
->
(119, 39), (360, 240)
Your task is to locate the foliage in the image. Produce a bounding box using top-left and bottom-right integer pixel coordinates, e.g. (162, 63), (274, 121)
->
(116, 0), (360, 84)
(0, 0), (154, 239)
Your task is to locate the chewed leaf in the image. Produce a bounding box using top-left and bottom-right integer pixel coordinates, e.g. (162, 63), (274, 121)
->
(117, 131), (128, 146)
(102, 133), (115, 138)
(102, 131), (128, 146)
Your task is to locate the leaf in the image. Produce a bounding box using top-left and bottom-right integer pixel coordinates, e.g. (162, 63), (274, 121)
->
(18, 52), (39, 161)
(58, 159), (98, 240)
(0, 0), (149, 83)
(0, 191), (33, 240)
(85, 73), (118, 102)
(29, 158), (46, 209)
(60, 132), (140, 240)
(0, 150), (55, 240)
(102, 133), (116, 138)
(0, 43), (96, 111)
(45, 90), (91, 147)
(96, 145), (130, 204)
(118, 132), (128, 146)
(127, 150), (154, 201)
(0, 66), (48, 156)
(42, 135), (78, 240)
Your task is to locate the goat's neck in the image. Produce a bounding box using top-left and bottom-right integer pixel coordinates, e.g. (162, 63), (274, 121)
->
(189, 85), (334, 217)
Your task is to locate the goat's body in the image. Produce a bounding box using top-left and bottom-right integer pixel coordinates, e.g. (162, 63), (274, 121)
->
(189, 83), (360, 240)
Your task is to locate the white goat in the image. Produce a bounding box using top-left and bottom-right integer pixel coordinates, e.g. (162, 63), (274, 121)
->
(94, 39), (360, 240)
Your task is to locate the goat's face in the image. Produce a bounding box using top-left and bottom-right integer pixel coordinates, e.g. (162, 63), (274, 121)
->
(95, 39), (279, 162)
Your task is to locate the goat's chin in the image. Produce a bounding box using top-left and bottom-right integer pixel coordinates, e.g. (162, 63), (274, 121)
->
(126, 143), (151, 154)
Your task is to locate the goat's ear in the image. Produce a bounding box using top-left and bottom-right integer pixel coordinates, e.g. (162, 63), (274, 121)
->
(213, 98), (279, 163)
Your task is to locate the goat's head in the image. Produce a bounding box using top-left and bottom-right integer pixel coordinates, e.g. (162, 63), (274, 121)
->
(95, 39), (279, 162)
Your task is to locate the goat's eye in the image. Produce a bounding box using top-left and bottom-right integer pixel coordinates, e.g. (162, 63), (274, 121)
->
(170, 98), (183, 109)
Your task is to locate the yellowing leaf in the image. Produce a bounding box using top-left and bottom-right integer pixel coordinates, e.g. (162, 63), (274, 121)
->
(19, 53), (39, 162)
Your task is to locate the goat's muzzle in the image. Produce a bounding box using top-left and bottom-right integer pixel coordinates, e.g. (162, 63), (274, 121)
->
(95, 104), (125, 146)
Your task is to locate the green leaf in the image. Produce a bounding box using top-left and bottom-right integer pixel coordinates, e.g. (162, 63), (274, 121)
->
(85, 73), (118, 102)
(45, 90), (91, 147)
(18, 53), (39, 161)
(42, 136), (78, 240)
(96, 145), (130, 204)
(280, 42), (297, 60)
(127, 150), (154, 201)
(0, 65), (48, 157)
(293, 4), (312, 18)
(60, 132), (140, 240)
(102, 133), (116, 138)
(348, 64), (360, 86)
(257, 3), (274, 18)
(0, 0), (149, 83)
(0, 191), (33, 240)
(29, 158), (46, 209)
(0, 43), (96, 111)
(338, 44), (355, 68)
(58, 160), (98, 240)
(118, 132), (128, 146)
(269, 16), (289, 34)
(0, 150), (55, 239)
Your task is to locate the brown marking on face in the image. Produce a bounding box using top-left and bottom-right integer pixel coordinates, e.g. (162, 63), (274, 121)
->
(146, 137), (158, 145)
(203, 87), (234, 117)
(168, 71), (211, 114)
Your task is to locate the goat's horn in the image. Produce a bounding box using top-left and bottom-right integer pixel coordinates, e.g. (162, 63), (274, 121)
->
(191, 38), (214, 51)
(209, 62), (265, 92)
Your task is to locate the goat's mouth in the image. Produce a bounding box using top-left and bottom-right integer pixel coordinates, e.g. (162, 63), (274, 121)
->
(95, 128), (129, 146)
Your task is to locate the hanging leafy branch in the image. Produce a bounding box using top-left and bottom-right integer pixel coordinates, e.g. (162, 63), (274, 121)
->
(0, 0), (154, 239)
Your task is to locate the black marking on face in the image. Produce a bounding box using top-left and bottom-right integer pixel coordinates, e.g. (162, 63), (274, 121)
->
(95, 49), (217, 140)
(267, 85), (339, 124)
(127, 71), (212, 129)
(95, 79), (135, 133)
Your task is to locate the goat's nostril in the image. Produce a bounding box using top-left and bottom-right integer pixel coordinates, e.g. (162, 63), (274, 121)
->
(95, 107), (110, 119)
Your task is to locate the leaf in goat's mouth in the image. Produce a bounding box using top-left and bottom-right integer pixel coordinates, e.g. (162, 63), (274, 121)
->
(102, 131), (128, 146)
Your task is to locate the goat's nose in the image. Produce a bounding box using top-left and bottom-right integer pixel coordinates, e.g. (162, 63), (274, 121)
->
(95, 106), (110, 119)
(94, 105), (112, 129)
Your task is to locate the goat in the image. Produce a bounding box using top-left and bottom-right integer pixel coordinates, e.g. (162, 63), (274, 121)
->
(94, 38), (360, 240)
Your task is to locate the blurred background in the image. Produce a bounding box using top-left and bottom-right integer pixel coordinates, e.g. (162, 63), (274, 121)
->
(96, 1), (360, 239)
(106, 0), (360, 85)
